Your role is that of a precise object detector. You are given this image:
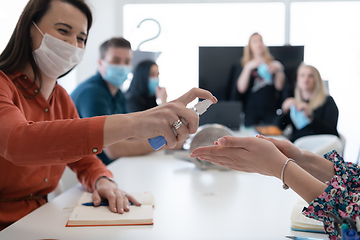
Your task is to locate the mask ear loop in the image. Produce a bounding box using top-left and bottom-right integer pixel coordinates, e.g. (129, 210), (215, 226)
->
(32, 21), (45, 36)
(32, 21), (79, 48)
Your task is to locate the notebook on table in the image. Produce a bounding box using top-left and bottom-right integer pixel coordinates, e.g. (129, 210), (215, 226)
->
(290, 198), (325, 233)
(66, 191), (154, 227)
(199, 100), (242, 130)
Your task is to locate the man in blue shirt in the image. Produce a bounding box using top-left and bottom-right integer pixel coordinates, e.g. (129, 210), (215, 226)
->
(71, 37), (155, 165)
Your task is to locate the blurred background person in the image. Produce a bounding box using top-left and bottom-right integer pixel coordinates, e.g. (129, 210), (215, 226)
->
(126, 60), (167, 112)
(71, 37), (157, 165)
(236, 32), (285, 127)
(276, 63), (339, 142)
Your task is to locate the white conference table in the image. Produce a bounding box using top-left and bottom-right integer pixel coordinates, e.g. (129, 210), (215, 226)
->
(0, 150), (328, 240)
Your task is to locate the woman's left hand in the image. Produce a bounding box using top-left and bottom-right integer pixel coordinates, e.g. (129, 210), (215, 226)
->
(268, 60), (284, 74)
(295, 101), (312, 118)
(92, 177), (141, 213)
(190, 136), (288, 179)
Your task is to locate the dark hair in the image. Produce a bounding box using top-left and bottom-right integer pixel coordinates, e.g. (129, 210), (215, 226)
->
(0, 0), (93, 95)
(99, 37), (132, 59)
(127, 60), (156, 97)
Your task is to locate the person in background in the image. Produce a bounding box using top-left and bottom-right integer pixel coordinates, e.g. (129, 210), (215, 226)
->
(71, 38), (159, 165)
(276, 63), (339, 142)
(0, 0), (216, 230)
(191, 135), (355, 240)
(126, 60), (167, 112)
(236, 32), (285, 127)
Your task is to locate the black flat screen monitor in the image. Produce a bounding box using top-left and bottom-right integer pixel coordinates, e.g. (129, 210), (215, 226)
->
(199, 46), (304, 101)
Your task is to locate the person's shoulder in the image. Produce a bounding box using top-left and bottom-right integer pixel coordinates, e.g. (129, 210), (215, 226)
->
(325, 95), (336, 104)
(0, 70), (17, 84)
(0, 71), (21, 95)
(75, 74), (103, 89)
(71, 74), (108, 99)
(55, 84), (75, 103)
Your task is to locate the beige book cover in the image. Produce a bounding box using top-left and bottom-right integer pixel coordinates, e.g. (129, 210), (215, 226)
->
(66, 191), (154, 227)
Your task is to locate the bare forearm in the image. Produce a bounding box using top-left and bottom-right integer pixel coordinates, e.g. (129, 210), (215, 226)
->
(104, 138), (155, 160)
(274, 70), (285, 91)
(296, 150), (336, 183)
(237, 67), (252, 93)
(283, 161), (328, 203)
(103, 113), (136, 148)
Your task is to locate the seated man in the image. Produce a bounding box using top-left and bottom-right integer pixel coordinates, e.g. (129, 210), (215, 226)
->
(71, 37), (155, 165)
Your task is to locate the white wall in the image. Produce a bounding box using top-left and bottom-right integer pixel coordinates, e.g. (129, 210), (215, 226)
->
(75, 0), (119, 83)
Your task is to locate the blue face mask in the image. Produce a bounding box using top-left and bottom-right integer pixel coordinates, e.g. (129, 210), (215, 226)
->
(148, 77), (159, 96)
(290, 105), (311, 130)
(257, 62), (272, 83)
(103, 64), (131, 87)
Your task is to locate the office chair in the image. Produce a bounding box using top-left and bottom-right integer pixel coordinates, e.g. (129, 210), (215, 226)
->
(294, 134), (345, 157)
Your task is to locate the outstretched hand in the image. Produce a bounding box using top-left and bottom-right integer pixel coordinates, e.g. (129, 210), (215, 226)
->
(190, 136), (288, 179)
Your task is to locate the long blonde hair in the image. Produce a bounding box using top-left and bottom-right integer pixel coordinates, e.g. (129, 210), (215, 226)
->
(241, 32), (274, 67)
(294, 63), (328, 112)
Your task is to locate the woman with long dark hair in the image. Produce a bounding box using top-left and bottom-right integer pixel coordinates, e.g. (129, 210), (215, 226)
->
(126, 60), (167, 112)
(0, 0), (216, 230)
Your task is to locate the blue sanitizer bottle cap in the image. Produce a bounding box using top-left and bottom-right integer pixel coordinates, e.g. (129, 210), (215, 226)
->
(148, 99), (214, 150)
(148, 136), (167, 151)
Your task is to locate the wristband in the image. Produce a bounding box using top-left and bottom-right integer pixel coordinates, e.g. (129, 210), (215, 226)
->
(95, 176), (117, 189)
(281, 158), (295, 190)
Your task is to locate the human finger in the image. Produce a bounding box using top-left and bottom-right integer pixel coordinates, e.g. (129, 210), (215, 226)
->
(216, 136), (257, 149)
(152, 107), (180, 148)
(197, 155), (237, 169)
(256, 135), (303, 161)
(171, 88), (216, 135)
(126, 193), (141, 207)
(104, 191), (118, 213)
(171, 118), (190, 143)
(123, 197), (130, 212)
(190, 145), (241, 159)
(116, 191), (129, 213)
(256, 135), (292, 151)
(175, 87), (217, 106)
(114, 191), (125, 214)
(91, 190), (102, 206)
(165, 103), (200, 135)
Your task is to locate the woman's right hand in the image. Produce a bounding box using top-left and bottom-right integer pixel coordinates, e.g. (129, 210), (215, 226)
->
(245, 58), (264, 71)
(281, 97), (296, 114)
(104, 88), (217, 149)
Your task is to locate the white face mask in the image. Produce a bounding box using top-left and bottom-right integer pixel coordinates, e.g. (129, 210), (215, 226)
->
(32, 22), (85, 79)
